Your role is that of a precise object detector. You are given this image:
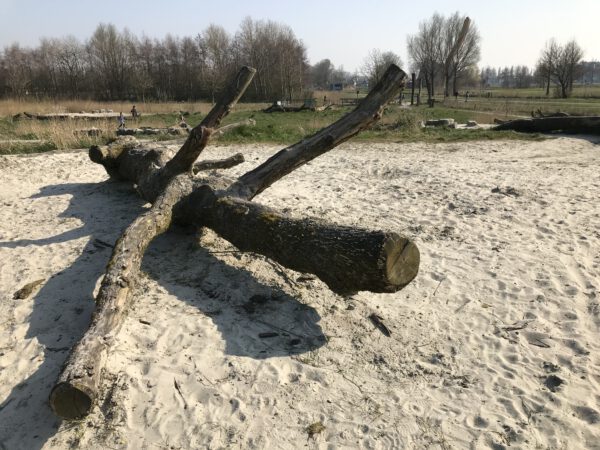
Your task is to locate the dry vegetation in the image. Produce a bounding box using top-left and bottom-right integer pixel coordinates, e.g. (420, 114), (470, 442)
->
(0, 99), (269, 116)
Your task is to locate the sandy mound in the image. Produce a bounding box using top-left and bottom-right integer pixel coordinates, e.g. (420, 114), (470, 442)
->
(1, 138), (599, 449)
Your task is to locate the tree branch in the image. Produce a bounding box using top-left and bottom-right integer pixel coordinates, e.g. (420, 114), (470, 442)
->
(192, 153), (245, 174)
(212, 118), (256, 138)
(49, 176), (188, 419)
(164, 66), (256, 176)
(226, 64), (407, 200)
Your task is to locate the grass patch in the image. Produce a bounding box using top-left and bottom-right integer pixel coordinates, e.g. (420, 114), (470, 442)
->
(1, 102), (549, 154)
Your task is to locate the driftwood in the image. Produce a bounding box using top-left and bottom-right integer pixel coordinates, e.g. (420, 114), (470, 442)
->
(263, 102), (314, 113)
(22, 111), (121, 120)
(531, 108), (570, 118)
(116, 126), (188, 136)
(494, 116), (600, 134)
(211, 118), (256, 137)
(49, 64), (420, 420)
(116, 118), (256, 137)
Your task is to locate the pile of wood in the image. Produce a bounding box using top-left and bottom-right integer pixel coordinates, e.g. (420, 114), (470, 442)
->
(263, 102), (314, 113)
(48, 64), (420, 420)
(116, 126), (189, 136)
(116, 118), (256, 137)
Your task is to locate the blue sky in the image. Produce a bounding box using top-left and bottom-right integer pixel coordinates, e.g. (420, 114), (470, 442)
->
(1, 0), (598, 71)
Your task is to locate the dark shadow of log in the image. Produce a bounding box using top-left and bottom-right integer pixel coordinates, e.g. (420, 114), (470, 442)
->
(0, 181), (145, 450)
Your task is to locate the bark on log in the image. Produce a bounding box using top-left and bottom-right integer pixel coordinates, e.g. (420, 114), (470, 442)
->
(494, 116), (600, 134)
(50, 64), (419, 420)
(190, 193), (419, 294)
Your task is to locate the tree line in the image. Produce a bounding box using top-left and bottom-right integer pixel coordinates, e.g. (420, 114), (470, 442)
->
(0, 13), (593, 102)
(0, 18), (308, 102)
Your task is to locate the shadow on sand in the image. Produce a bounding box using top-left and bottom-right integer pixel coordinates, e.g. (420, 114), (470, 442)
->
(0, 181), (325, 450)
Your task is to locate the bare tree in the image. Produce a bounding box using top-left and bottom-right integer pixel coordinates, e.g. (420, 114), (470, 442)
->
(56, 36), (88, 98)
(362, 49), (403, 87)
(311, 59), (334, 89)
(1, 44), (32, 98)
(538, 39), (583, 98)
(201, 24), (233, 102)
(408, 13), (480, 99)
(407, 13), (443, 100)
(87, 24), (134, 99)
(233, 17), (307, 102)
(537, 40), (559, 95)
(445, 14), (480, 95)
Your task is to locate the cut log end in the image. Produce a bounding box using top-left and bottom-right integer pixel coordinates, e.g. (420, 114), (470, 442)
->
(49, 382), (94, 420)
(89, 145), (107, 164)
(384, 235), (420, 291)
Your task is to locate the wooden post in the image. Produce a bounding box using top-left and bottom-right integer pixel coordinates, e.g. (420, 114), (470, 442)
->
(411, 73), (416, 106)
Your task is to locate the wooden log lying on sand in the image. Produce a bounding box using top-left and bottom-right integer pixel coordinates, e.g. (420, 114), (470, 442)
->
(116, 118), (256, 137)
(22, 112), (121, 120)
(49, 64), (419, 419)
(494, 116), (600, 134)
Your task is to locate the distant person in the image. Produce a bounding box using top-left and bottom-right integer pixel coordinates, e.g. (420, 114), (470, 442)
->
(179, 114), (188, 128)
(118, 112), (125, 129)
(465, 91), (470, 102)
(130, 105), (138, 119)
(454, 91), (459, 101)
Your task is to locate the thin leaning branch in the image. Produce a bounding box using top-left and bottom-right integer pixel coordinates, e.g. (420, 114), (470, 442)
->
(163, 66), (256, 177)
(226, 64), (407, 200)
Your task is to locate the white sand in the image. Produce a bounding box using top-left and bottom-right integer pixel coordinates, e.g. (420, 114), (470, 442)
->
(1, 137), (599, 449)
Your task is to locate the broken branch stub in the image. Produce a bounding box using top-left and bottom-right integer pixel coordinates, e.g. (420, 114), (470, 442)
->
(50, 63), (419, 420)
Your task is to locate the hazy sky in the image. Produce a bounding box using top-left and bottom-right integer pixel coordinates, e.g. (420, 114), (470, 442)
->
(1, 0), (598, 72)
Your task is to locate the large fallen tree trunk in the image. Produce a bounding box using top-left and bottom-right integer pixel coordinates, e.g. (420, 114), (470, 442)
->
(49, 64), (420, 420)
(494, 116), (600, 134)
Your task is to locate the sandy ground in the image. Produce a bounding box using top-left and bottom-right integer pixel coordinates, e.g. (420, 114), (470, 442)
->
(0, 137), (599, 450)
